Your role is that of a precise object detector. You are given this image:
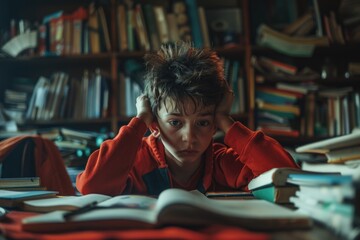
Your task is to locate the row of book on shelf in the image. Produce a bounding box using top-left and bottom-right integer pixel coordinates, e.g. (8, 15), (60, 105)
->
(1, 57), (248, 125)
(254, 82), (360, 138)
(2, 68), (110, 123)
(1, 0), (243, 57)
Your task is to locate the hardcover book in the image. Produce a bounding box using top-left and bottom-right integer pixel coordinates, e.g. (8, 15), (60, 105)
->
(0, 177), (40, 189)
(248, 168), (305, 190)
(296, 129), (360, 154)
(0, 190), (58, 208)
(248, 168), (340, 203)
(251, 185), (298, 204)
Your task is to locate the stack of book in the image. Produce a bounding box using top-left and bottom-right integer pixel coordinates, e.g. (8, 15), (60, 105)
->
(248, 167), (360, 239)
(257, 24), (329, 57)
(248, 168), (337, 206)
(38, 127), (111, 168)
(2, 77), (34, 124)
(251, 55), (320, 82)
(288, 174), (359, 239)
(248, 168), (302, 206)
(0, 177), (58, 208)
(296, 129), (360, 175)
(255, 86), (304, 137)
(0, 189), (58, 209)
(290, 131), (360, 239)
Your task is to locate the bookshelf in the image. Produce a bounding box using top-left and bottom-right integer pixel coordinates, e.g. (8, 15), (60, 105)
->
(0, 0), (252, 135)
(0, 0), (359, 146)
(248, 0), (360, 146)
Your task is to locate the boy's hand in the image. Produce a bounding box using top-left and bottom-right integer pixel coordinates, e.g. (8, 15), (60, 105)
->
(215, 86), (235, 133)
(136, 94), (153, 128)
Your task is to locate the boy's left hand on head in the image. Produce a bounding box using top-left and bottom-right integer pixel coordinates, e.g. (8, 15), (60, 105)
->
(136, 94), (154, 128)
(215, 87), (235, 133)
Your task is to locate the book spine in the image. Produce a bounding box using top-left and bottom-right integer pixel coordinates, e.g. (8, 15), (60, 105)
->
(184, 0), (203, 48)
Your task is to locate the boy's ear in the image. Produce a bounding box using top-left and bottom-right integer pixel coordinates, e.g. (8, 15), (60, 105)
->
(149, 122), (160, 138)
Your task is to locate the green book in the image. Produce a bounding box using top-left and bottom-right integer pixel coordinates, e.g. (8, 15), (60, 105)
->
(251, 185), (298, 204)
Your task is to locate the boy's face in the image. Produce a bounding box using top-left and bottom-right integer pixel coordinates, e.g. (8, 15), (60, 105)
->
(155, 98), (217, 166)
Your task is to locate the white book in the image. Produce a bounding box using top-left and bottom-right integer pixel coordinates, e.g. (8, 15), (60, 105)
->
(296, 130), (360, 154)
(248, 167), (312, 190)
(326, 146), (360, 163)
(301, 161), (360, 179)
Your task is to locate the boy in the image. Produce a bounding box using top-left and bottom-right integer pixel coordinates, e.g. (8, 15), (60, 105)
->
(76, 42), (298, 196)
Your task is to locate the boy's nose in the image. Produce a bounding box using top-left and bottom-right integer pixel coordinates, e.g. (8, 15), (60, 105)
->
(182, 126), (197, 144)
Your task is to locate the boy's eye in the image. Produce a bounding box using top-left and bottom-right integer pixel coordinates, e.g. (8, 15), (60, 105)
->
(169, 120), (181, 127)
(197, 120), (210, 127)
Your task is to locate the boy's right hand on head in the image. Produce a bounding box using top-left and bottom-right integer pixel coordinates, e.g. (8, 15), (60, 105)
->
(136, 94), (154, 127)
(215, 84), (235, 133)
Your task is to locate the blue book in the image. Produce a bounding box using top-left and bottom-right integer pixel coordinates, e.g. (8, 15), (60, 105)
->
(0, 189), (58, 208)
(287, 174), (352, 186)
(184, 0), (203, 48)
(256, 91), (298, 104)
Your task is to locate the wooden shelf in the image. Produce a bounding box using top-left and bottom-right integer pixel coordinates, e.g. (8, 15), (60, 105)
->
(1, 0), (359, 145)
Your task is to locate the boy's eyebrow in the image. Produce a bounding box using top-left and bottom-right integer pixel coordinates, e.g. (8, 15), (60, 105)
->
(198, 111), (214, 116)
(166, 110), (214, 117)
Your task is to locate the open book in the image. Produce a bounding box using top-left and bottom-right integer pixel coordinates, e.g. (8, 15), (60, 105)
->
(21, 188), (312, 232)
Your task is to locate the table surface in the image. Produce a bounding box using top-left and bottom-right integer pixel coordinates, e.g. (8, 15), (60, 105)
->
(0, 209), (345, 240)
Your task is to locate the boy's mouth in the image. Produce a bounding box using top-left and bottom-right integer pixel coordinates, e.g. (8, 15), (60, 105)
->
(178, 150), (199, 156)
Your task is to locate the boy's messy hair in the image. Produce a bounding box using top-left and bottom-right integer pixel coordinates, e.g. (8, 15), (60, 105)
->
(143, 41), (227, 116)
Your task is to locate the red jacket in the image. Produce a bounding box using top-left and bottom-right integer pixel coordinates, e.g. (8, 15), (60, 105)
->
(76, 118), (298, 196)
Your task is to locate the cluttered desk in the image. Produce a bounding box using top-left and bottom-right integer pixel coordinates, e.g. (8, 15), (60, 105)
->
(1, 130), (360, 240)
(0, 186), (354, 240)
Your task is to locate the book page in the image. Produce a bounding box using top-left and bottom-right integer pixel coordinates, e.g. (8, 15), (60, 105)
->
(23, 194), (111, 212)
(159, 189), (303, 219)
(97, 195), (157, 209)
(155, 189), (311, 230)
(155, 188), (207, 212)
(22, 208), (158, 232)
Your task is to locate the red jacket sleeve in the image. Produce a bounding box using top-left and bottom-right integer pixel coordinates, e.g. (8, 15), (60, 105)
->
(220, 122), (299, 189)
(76, 118), (148, 195)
